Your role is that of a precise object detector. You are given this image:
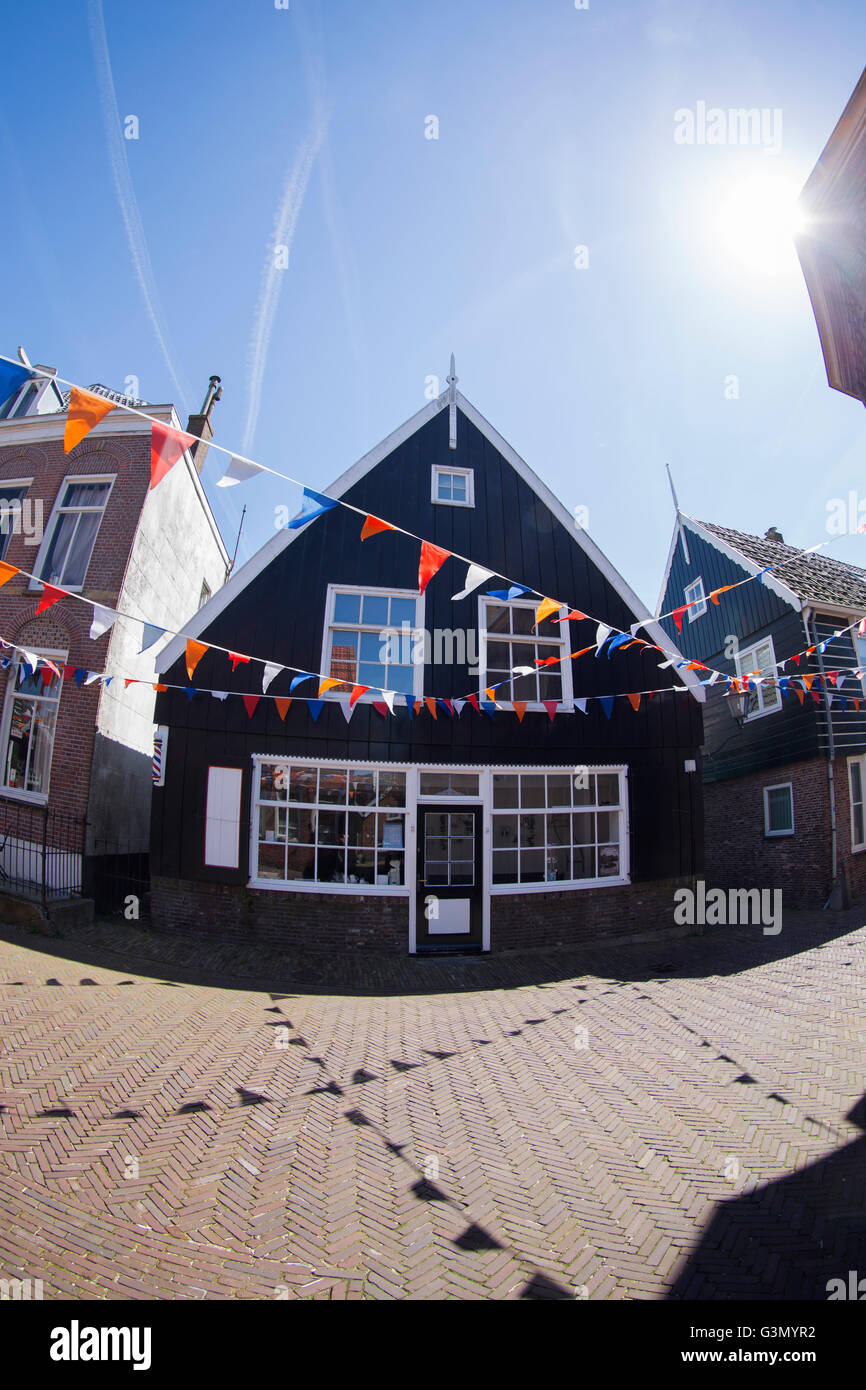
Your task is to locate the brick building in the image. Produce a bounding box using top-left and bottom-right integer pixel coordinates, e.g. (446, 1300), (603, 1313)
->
(0, 357), (229, 907)
(658, 516), (866, 908)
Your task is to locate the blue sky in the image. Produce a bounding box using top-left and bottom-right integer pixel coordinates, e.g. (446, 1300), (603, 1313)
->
(2, 0), (865, 614)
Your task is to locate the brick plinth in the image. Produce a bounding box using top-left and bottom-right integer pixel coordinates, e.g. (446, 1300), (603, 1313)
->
(150, 873), (698, 954)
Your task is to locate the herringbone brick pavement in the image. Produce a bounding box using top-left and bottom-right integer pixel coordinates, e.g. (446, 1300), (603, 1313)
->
(1, 912), (865, 1299)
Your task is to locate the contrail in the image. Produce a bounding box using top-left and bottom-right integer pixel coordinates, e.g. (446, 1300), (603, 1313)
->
(87, 0), (188, 408)
(241, 107), (329, 454)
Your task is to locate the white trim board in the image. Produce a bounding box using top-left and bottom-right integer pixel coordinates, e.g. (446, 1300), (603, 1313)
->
(157, 390), (704, 699)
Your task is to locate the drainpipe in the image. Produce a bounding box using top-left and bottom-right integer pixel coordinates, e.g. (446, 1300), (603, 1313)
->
(803, 607), (840, 906)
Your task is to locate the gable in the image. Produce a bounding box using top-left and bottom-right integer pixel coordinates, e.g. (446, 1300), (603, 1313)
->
(658, 516), (801, 663)
(158, 391), (703, 700)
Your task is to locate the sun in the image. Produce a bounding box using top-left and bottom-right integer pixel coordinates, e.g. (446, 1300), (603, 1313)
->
(715, 174), (807, 277)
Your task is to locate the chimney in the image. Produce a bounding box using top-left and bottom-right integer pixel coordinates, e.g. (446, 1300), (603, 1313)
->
(764, 526), (784, 543)
(186, 375), (222, 474)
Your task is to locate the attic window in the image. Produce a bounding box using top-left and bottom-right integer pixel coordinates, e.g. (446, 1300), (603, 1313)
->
(432, 465), (474, 508)
(685, 577), (706, 620)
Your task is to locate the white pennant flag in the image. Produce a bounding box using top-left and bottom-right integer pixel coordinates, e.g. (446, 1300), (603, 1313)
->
(452, 564), (495, 601)
(382, 690), (396, 714)
(836, 674), (846, 689)
(211, 691), (229, 701)
(512, 665), (535, 677)
(657, 658), (676, 669)
(84, 671), (102, 686)
(595, 623), (611, 649)
(452, 699), (465, 717)
(629, 621), (644, 637)
(262, 662), (282, 694)
(707, 671), (721, 685)
(575, 698), (588, 714)
(216, 455), (266, 487)
(18, 647), (40, 674)
(337, 694), (355, 723)
(90, 605), (117, 640)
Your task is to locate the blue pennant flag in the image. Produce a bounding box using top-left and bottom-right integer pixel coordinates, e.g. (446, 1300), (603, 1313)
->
(0, 359), (33, 409)
(74, 668), (87, 687)
(840, 696), (848, 710)
(605, 634), (632, 656)
(486, 585), (531, 601)
(778, 677), (790, 697)
(308, 699), (325, 721)
(287, 488), (339, 530)
(479, 700), (497, 718)
(599, 696), (615, 719)
(139, 623), (166, 653)
(436, 699), (453, 717)
(184, 687), (198, 701)
(289, 671), (317, 693)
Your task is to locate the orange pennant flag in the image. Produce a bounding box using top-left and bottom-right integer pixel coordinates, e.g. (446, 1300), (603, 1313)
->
(801, 673), (815, 691)
(709, 585), (736, 605)
(569, 646), (595, 659)
(855, 698), (861, 711)
(534, 597), (560, 628)
(418, 541), (451, 594)
(0, 561), (19, 588)
(413, 700), (422, 716)
(360, 515), (397, 541)
(35, 583), (65, 614)
(558, 609), (589, 622)
(150, 421), (196, 490)
(64, 386), (115, 454)
(512, 701), (527, 722)
(318, 677), (343, 696)
(153, 683), (168, 693)
(350, 684), (370, 707)
(275, 697), (292, 721)
(424, 697), (438, 720)
(626, 692), (641, 711)
(228, 652), (250, 670)
(185, 639), (208, 680)
(795, 687), (805, 705)
(484, 686), (496, 701)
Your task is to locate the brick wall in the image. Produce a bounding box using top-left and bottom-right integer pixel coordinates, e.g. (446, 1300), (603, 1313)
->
(0, 433), (150, 826)
(151, 873), (698, 955)
(703, 758), (830, 908)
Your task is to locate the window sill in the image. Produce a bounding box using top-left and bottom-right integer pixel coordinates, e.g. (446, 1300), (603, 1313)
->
(0, 787), (48, 806)
(247, 878), (409, 895)
(432, 498), (474, 509)
(764, 830), (794, 839)
(490, 875), (629, 894)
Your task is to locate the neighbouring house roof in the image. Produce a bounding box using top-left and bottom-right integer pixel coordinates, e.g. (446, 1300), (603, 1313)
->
(697, 519), (866, 610)
(57, 383), (148, 410)
(796, 66), (866, 404)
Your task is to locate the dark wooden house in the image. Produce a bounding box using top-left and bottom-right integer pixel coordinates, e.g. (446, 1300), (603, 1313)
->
(796, 65), (866, 409)
(658, 514), (866, 908)
(151, 382), (705, 954)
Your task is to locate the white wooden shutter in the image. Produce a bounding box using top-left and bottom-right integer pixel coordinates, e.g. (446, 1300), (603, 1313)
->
(204, 767), (243, 868)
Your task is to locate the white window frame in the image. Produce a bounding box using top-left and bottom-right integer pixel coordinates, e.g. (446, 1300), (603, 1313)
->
(0, 646), (67, 804)
(685, 576), (706, 621)
(735, 635), (781, 720)
(320, 583), (425, 703)
(848, 755), (866, 852)
(0, 478), (32, 563)
(29, 474), (115, 593)
(431, 464), (474, 508)
(763, 782), (794, 838)
(250, 756), (413, 895)
(489, 767), (628, 890)
(853, 635), (866, 697)
(478, 596), (574, 712)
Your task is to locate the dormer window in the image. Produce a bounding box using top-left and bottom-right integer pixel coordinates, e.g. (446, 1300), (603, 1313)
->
(432, 465), (474, 508)
(685, 576), (706, 620)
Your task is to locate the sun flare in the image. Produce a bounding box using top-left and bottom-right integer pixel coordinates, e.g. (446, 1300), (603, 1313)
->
(715, 175), (807, 276)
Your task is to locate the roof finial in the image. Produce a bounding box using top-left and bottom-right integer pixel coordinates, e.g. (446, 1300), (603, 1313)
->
(447, 352), (458, 450)
(666, 462), (690, 565)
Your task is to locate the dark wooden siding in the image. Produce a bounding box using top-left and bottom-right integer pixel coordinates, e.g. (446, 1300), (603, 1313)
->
(811, 611), (866, 756)
(152, 406), (704, 883)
